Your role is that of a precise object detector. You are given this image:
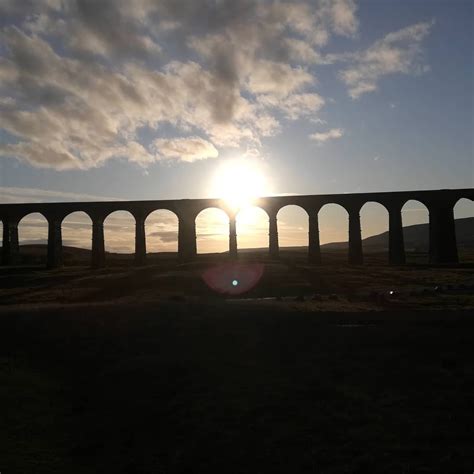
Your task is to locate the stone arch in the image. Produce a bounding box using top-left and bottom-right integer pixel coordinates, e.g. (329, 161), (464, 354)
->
(360, 201), (389, 264)
(103, 210), (135, 263)
(318, 203), (349, 264)
(18, 212), (49, 265)
(236, 206), (269, 253)
(276, 205), (309, 260)
(145, 209), (179, 258)
(401, 200), (429, 264)
(61, 211), (93, 265)
(453, 197), (474, 262)
(195, 207), (229, 255)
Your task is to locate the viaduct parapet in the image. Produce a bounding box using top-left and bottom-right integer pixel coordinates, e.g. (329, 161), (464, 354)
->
(1, 188), (472, 268)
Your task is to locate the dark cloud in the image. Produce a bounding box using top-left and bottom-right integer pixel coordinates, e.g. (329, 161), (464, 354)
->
(149, 230), (178, 243)
(0, 0), (53, 19)
(69, 0), (161, 60)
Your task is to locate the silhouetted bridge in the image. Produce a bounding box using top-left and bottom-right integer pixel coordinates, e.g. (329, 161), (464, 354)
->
(1, 188), (473, 268)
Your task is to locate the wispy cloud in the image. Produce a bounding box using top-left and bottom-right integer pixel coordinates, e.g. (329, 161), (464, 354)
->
(153, 137), (219, 162)
(0, 186), (122, 203)
(339, 20), (434, 99)
(309, 128), (344, 143)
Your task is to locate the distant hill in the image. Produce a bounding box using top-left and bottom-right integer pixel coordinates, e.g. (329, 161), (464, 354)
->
(322, 217), (474, 251)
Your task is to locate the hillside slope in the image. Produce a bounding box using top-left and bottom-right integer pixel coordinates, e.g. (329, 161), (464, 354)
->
(324, 217), (473, 250)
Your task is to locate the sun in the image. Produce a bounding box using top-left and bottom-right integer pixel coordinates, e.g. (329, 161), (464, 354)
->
(212, 159), (268, 210)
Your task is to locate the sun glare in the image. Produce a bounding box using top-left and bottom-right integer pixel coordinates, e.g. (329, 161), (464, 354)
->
(212, 159), (268, 211)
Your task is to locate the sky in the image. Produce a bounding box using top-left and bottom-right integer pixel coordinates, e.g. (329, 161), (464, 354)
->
(0, 0), (473, 252)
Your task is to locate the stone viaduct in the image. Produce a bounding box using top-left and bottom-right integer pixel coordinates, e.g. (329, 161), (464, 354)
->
(1, 188), (472, 268)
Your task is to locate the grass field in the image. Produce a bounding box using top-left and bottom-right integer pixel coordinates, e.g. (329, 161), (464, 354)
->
(1, 247), (473, 309)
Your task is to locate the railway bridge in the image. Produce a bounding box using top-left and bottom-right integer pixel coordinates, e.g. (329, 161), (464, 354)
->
(1, 188), (472, 268)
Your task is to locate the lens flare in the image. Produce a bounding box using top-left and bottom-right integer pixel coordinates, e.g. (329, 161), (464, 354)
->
(202, 263), (264, 295)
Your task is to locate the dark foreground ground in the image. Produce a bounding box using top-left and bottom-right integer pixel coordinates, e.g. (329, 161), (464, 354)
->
(1, 249), (474, 473)
(1, 300), (474, 474)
